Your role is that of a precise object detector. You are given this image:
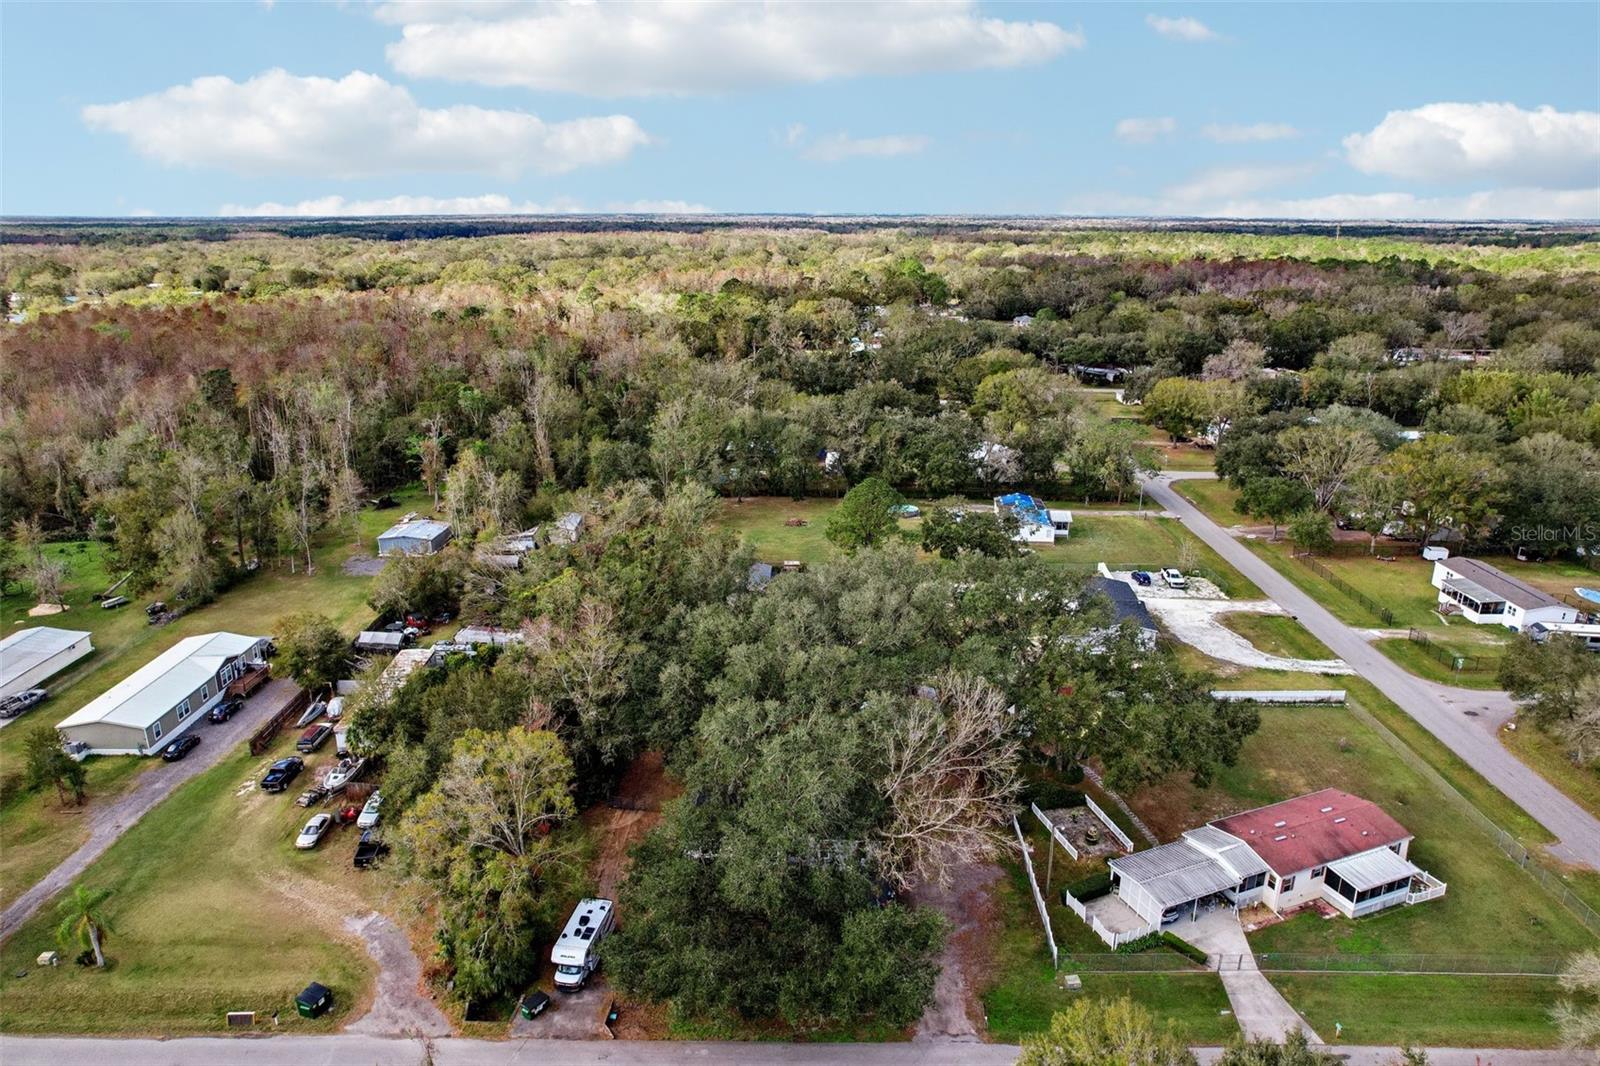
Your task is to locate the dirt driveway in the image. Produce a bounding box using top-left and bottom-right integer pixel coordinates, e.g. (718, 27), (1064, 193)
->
(0, 678), (301, 940)
(912, 857), (1004, 1043)
(345, 911), (452, 1037)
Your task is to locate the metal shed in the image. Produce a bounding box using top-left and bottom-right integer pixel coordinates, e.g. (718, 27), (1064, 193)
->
(376, 519), (453, 557)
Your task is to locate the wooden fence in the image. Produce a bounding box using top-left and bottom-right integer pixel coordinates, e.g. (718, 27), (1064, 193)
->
(250, 688), (310, 756)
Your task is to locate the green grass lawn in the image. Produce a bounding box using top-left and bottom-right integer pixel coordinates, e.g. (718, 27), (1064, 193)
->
(1033, 516), (1260, 599)
(1373, 637), (1503, 689)
(1268, 974), (1563, 1048)
(1216, 614), (1336, 661)
(0, 490), (425, 911)
(982, 851), (1239, 1045)
(1174, 478), (1241, 527)
(1504, 724), (1600, 822)
(714, 499), (1260, 598)
(0, 730), (388, 1034)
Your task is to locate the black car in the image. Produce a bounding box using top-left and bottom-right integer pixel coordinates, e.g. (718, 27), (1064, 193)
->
(353, 829), (389, 869)
(0, 688), (47, 719)
(160, 734), (201, 761)
(261, 756), (304, 792)
(208, 698), (244, 723)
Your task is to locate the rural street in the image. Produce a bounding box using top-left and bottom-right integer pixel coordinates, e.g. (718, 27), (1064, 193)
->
(1145, 473), (1600, 868)
(0, 678), (300, 941)
(0, 1036), (1590, 1066)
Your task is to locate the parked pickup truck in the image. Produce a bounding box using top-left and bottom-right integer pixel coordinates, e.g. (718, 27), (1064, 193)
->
(226, 664), (270, 699)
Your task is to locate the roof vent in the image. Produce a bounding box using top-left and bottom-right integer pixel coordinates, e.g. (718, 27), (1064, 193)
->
(1273, 834), (1288, 841)
(1333, 817), (1347, 824)
(1273, 820), (1287, 828)
(1319, 806), (1334, 813)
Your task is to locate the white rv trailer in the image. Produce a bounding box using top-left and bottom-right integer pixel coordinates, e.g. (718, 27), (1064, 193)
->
(550, 897), (615, 991)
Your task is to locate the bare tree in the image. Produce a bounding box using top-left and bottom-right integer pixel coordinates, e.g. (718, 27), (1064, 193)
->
(1278, 424), (1381, 512)
(878, 671), (1022, 889)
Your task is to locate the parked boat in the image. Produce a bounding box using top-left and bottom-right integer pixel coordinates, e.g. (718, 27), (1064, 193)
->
(324, 756), (366, 792)
(295, 700), (326, 728)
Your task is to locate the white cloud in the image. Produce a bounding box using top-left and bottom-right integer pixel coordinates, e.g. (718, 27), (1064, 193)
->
(380, 1), (1082, 96)
(1163, 163), (1318, 203)
(84, 70), (649, 179)
(1200, 122), (1300, 143)
(1343, 102), (1600, 188)
(217, 194), (714, 216)
(1114, 117), (1177, 144)
(218, 193), (585, 216)
(801, 132), (931, 162)
(1145, 15), (1219, 42)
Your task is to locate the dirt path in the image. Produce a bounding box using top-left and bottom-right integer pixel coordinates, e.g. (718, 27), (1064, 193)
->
(344, 912), (452, 1037)
(912, 859), (1003, 1043)
(0, 678), (300, 941)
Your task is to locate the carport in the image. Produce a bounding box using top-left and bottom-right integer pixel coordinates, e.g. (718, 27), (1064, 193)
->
(1108, 839), (1241, 926)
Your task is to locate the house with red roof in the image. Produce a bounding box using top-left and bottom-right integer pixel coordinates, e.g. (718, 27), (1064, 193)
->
(1105, 789), (1446, 929)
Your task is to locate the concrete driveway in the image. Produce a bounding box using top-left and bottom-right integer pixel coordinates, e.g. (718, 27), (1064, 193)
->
(1176, 905), (1318, 1043)
(1144, 475), (1600, 869)
(0, 678), (301, 941)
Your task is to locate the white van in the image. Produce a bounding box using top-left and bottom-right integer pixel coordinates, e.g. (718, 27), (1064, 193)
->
(550, 898), (614, 991)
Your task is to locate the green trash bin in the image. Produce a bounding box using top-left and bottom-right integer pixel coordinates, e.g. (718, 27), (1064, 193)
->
(295, 982), (332, 1019)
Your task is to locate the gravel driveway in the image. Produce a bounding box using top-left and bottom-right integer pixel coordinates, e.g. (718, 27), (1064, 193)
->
(345, 912), (451, 1037)
(0, 678), (300, 941)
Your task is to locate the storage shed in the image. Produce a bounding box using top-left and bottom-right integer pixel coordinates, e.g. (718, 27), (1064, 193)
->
(376, 519), (453, 557)
(0, 626), (93, 699)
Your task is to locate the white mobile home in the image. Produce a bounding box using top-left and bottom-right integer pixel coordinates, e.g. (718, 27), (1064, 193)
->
(0, 627), (93, 699)
(56, 632), (270, 755)
(1430, 557), (1577, 632)
(1107, 789), (1443, 926)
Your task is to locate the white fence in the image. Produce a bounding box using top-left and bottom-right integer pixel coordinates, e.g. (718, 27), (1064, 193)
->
(1059, 880), (1158, 950)
(1031, 802), (1080, 860)
(1084, 795), (1134, 852)
(1013, 816), (1059, 969)
(1406, 870), (1448, 905)
(1211, 689), (1347, 704)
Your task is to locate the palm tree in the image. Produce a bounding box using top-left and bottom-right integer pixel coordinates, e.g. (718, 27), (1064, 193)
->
(56, 885), (115, 968)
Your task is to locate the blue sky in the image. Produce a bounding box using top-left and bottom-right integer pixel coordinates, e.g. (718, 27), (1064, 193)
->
(3, 1), (1597, 219)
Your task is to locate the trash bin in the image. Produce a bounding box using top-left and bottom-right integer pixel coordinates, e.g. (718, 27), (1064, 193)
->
(519, 991), (551, 1019)
(295, 982), (332, 1019)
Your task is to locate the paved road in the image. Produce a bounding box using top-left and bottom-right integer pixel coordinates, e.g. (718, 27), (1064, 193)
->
(1146, 474), (1600, 868)
(0, 679), (299, 941)
(0, 1036), (1589, 1066)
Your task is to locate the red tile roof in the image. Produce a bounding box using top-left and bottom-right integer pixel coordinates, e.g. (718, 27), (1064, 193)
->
(1210, 788), (1411, 876)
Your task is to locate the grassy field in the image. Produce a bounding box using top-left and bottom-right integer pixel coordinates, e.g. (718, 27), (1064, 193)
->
(0, 491), (425, 910)
(982, 849), (1239, 1045)
(1216, 614), (1336, 661)
(714, 498), (1260, 598)
(1078, 389), (1214, 474)
(1504, 724), (1600, 822)
(1270, 974), (1564, 1048)
(0, 729), (391, 1034)
(1372, 637), (1503, 689)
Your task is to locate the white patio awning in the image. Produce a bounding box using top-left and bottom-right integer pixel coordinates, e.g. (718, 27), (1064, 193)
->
(1327, 848), (1417, 892)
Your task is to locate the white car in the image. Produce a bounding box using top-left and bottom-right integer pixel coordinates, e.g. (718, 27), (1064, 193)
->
(295, 813), (333, 850)
(357, 791), (382, 829)
(1162, 568), (1187, 589)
